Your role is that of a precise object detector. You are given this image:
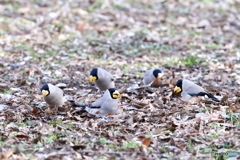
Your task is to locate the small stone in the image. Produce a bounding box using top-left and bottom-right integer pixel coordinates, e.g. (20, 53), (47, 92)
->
(198, 19), (211, 27)
(0, 104), (8, 110)
(0, 94), (11, 100)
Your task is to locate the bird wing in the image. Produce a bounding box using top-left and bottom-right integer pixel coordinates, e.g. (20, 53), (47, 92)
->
(106, 71), (114, 79)
(182, 80), (220, 102)
(188, 92), (220, 102)
(96, 68), (115, 90)
(143, 69), (155, 85)
(71, 103), (86, 109)
(44, 84), (65, 106)
(90, 96), (104, 108)
(98, 68), (112, 79)
(57, 86), (64, 97)
(87, 89), (117, 115)
(183, 80), (205, 94)
(85, 98), (105, 115)
(99, 99), (118, 115)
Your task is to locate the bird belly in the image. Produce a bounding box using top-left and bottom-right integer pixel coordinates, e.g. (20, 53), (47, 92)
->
(181, 92), (191, 101)
(96, 79), (115, 91)
(44, 96), (64, 107)
(100, 101), (118, 115)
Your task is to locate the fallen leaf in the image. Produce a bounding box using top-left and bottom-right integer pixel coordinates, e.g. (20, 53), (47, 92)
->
(76, 24), (85, 31)
(185, 133), (200, 137)
(15, 135), (31, 140)
(32, 108), (39, 114)
(45, 109), (54, 114)
(71, 145), (86, 151)
(142, 138), (151, 147)
(203, 115), (219, 119)
(3, 150), (14, 159)
(210, 119), (224, 122)
(195, 118), (205, 122)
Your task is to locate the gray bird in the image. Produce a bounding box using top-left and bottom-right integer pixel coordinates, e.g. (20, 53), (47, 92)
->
(40, 83), (65, 107)
(174, 79), (220, 102)
(72, 88), (120, 115)
(89, 68), (115, 91)
(143, 68), (163, 86)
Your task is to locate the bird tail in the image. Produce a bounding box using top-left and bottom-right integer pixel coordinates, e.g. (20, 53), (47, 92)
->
(66, 99), (75, 103)
(205, 92), (220, 102)
(67, 100), (86, 109)
(188, 92), (220, 102)
(71, 103), (86, 109)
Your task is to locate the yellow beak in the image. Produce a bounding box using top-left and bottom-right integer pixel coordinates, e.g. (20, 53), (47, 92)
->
(113, 90), (120, 98)
(89, 75), (97, 82)
(42, 90), (49, 96)
(157, 73), (163, 78)
(174, 86), (181, 93)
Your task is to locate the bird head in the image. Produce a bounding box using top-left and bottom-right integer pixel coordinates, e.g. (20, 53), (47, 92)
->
(40, 84), (50, 96)
(89, 68), (98, 82)
(108, 88), (120, 99)
(174, 79), (183, 93)
(153, 69), (163, 79)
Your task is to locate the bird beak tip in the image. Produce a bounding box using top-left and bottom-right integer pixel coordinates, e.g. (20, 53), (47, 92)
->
(113, 95), (120, 98)
(174, 86), (181, 93)
(41, 90), (49, 96)
(89, 76), (96, 82)
(113, 91), (120, 98)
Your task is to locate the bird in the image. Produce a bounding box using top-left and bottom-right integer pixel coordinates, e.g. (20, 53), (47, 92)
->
(143, 68), (163, 87)
(71, 88), (120, 115)
(89, 68), (115, 91)
(173, 79), (220, 102)
(40, 83), (68, 108)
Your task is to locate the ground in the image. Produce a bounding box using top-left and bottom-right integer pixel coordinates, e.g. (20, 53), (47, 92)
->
(0, 0), (240, 160)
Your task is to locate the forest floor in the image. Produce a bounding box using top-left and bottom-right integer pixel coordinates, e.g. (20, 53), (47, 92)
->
(0, 0), (240, 159)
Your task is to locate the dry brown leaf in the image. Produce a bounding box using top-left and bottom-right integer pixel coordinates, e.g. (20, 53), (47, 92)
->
(142, 138), (151, 147)
(195, 118), (205, 122)
(3, 150), (14, 159)
(162, 97), (168, 104)
(220, 95), (228, 103)
(15, 135), (31, 140)
(71, 145), (86, 151)
(210, 119), (224, 122)
(76, 24), (85, 30)
(203, 115), (220, 119)
(119, 136), (128, 140)
(0, 1), (240, 159)
(45, 108), (54, 114)
(32, 108), (39, 114)
(226, 105), (238, 112)
(185, 133), (200, 137)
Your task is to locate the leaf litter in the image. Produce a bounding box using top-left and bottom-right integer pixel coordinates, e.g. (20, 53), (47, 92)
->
(0, 0), (240, 160)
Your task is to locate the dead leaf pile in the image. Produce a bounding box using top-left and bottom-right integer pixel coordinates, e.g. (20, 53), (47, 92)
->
(0, 0), (240, 159)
